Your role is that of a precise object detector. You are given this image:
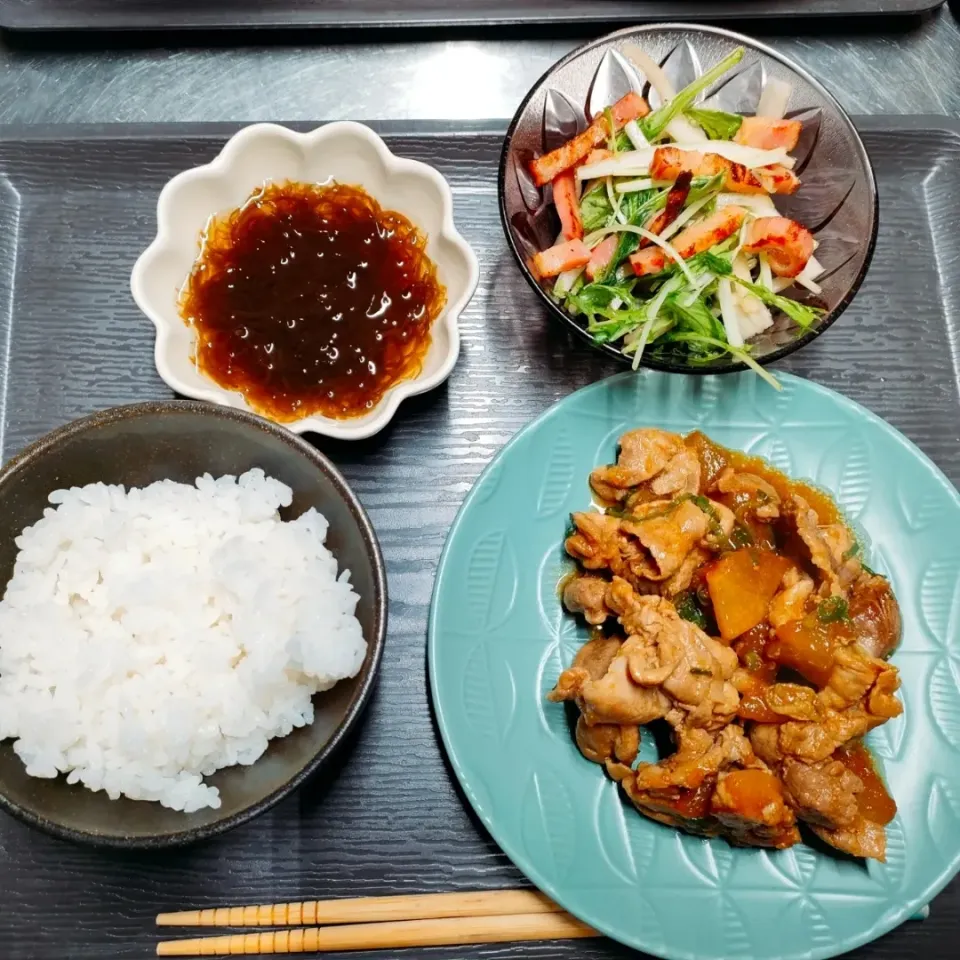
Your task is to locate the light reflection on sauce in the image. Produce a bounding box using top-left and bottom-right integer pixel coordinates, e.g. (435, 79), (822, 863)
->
(179, 180), (446, 421)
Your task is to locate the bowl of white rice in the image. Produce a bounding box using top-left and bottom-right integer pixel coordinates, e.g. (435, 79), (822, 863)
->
(0, 401), (386, 848)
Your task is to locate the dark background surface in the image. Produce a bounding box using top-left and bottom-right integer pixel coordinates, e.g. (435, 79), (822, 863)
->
(0, 120), (957, 959)
(0, 8), (955, 127)
(0, 0), (945, 32)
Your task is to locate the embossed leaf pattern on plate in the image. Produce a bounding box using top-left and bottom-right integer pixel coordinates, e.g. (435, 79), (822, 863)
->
(740, 371), (796, 427)
(536, 542), (581, 651)
(430, 371), (960, 960)
(677, 833), (736, 887)
(867, 698), (907, 762)
(543, 88), (586, 151)
(462, 642), (517, 745)
(536, 428), (575, 518)
(920, 557), (960, 648)
(673, 375), (723, 425)
(464, 530), (517, 633)
(868, 540), (895, 581)
(875, 816), (907, 894)
(775, 170), (857, 234)
(803, 231), (860, 278)
(474, 459), (504, 505)
(593, 778), (642, 884)
(744, 433), (794, 476)
(787, 106), (823, 173)
(817, 431), (871, 519)
(520, 769), (577, 883)
(508, 209), (545, 260)
(928, 657), (960, 749)
(762, 841), (819, 889)
(928, 776), (960, 851)
(798, 898), (835, 952)
(721, 899), (752, 957)
(535, 642), (571, 747)
(649, 40), (701, 108)
(898, 480), (943, 532)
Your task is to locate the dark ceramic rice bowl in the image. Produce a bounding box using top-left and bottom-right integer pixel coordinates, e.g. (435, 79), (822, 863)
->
(0, 401), (386, 848)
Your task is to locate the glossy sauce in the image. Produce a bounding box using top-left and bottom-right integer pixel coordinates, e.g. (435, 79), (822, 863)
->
(654, 777), (716, 821)
(686, 430), (840, 524)
(179, 180), (446, 421)
(838, 741), (898, 825)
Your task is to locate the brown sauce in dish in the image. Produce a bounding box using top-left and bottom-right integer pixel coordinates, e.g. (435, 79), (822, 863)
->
(179, 180), (446, 422)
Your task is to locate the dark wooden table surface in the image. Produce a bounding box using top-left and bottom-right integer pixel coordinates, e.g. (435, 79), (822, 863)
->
(0, 5), (959, 958)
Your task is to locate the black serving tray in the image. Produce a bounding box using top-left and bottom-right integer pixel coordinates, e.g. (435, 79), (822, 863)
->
(0, 118), (957, 959)
(0, 0), (946, 32)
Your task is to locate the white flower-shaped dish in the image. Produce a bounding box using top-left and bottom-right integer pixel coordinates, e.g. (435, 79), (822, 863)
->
(131, 122), (479, 439)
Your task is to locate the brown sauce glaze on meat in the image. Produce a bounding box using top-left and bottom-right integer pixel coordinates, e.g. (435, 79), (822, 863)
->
(552, 427), (902, 860)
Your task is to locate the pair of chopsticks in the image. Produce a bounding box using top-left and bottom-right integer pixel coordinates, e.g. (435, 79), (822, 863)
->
(155, 888), (599, 956)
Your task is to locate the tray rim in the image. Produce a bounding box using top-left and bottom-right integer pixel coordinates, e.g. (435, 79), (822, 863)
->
(0, 114), (956, 143)
(0, 0), (946, 32)
(0, 109), (955, 955)
(0, 119), (513, 143)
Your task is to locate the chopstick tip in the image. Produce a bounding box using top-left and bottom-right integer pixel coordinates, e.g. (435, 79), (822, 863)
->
(157, 939), (197, 957)
(156, 911), (200, 927)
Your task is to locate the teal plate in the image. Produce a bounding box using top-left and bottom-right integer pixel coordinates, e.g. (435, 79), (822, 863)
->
(428, 371), (960, 960)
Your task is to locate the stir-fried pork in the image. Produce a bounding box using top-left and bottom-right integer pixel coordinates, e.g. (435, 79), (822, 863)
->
(810, 819), (886, 861)
(589, 429), (684, 503)
(566, 496), (734, 590)
(548, 634), (672, 727)
(606, 580), (739, 730)
(715, 466), (781, 520)
(848, 574), (902, 660)
(650, 448), (702, 498)
(562, 575), (611, 625)
(787, 494), (862, 596)
(575, 716), (640, 766)
(781, 758), (862, 829)
(769, 567), (814, 628)
(549, 427), (901, 859)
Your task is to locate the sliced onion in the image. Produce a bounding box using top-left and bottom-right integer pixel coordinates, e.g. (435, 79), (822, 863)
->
(758, 254), (774, 291)
(756, 78), (792, 119)
(622, 44), (677, 103)
(577, 141), (791, 181)
(716, 192), (779, 217)
(553, 265), (585, 297)
(666, 116), (708, 144)
(615, 177), (656, 193)
(717, 277), (745, 348)
(624, 119), (650, 150)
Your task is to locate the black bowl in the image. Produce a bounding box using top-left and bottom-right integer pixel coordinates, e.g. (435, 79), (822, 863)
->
(499, 22), (879, 374)
(0, 401), (386, 848)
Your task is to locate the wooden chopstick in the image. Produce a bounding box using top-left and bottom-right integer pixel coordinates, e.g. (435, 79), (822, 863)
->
(156, 912), (599, 956)
(156, 888), (563, 927)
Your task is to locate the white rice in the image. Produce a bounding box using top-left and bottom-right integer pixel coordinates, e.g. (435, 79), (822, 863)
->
(0, 469), (367, 813)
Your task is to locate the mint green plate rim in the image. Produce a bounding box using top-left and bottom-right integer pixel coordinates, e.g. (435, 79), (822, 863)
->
(427, 370), (960, 960)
